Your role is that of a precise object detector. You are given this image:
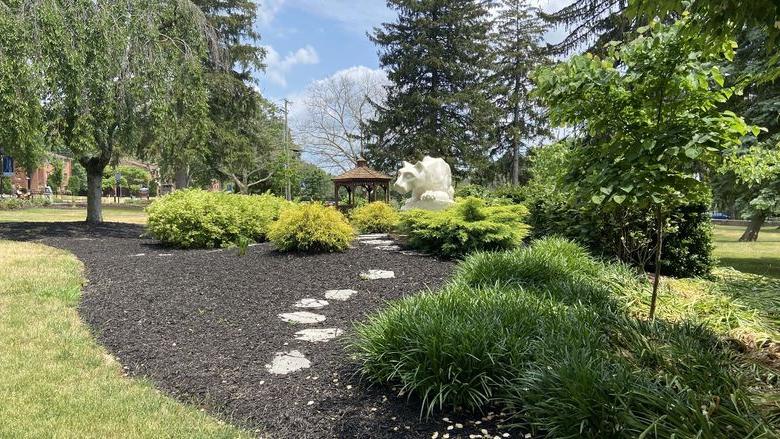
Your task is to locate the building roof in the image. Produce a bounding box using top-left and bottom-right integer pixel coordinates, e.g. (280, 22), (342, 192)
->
(332, 158), (392, 182)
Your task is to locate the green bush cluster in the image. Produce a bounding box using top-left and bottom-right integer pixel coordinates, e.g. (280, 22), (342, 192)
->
(398, 197), (530, 258)
(350, 202), (399, 234)
(146, 189), (285, 248)
(528, 197), (714, 278)
(352, 238), (772, 437)
(267, 203), (355, 253)
(0, 197), (52, 210)
(526, 141), (714, 278)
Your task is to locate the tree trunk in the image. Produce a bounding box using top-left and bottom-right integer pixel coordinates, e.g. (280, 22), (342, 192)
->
(648, 207), (664, 320)
(85, 166), (104, 224)
(174, 167), (189, 189)
(739, 212), (765, 242)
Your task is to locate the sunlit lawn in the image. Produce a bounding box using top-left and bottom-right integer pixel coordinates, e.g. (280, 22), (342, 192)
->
(0, 206), (147, 224)
(0, 240), (247, 438)
(713, 225), (780, 279)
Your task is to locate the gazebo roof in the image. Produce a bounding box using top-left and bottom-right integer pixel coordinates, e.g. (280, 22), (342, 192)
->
(332, 158), (392, 182)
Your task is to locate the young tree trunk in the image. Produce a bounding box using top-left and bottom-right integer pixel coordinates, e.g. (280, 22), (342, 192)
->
(648, 207), (664, 320)
(739, 212), (765, 242)
(85, 166), (104, 224)
(174, 167), (189, 189)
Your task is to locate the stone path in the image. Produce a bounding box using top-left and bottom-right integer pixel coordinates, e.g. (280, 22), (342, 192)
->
(267, 234), (401, 375)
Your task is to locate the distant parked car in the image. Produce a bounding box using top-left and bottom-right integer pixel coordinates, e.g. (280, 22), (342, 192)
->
(711, 212), (730, 220)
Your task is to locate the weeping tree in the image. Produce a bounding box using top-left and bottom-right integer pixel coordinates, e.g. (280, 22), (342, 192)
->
(206, 86), (284, 195)
(0, 4), (46, 191)
(11, 0), (211, 223)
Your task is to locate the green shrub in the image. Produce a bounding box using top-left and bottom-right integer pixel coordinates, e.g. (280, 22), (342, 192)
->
(528, 199), (715, 278)
(399, 197), (530, 258)
(525, 141), (714, 278)
(491, 184), (526, 204)
(146, 189), (285, 248)
(353, 237), (772, 436)
(267, 203), (355, 253)
(0, 197), (51, 210)
(454, 183), (490, 199)
(350, 202), (399, 233)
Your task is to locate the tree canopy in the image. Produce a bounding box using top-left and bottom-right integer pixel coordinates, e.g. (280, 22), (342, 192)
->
(366, 0), (497, 176)
(533, 17), (754, 316)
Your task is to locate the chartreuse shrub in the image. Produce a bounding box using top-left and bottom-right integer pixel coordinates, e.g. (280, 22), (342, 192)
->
(352, 238), (774, 437)
(398, 197), (530, 258)
(350, 202), (399, 233)
(267, 203), (355, 253)
(146, 189), (285, 248)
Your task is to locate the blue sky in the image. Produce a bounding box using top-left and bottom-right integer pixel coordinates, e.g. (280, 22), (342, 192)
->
(253, 0), (394, 103)
(253, 0), (569, 106)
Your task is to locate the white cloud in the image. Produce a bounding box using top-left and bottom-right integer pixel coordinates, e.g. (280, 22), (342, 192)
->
(263, 44), (320, 87)
(256, 0), (287, 25)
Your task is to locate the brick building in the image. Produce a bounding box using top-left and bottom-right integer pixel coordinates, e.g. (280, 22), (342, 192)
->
(8, 153), (72, 194)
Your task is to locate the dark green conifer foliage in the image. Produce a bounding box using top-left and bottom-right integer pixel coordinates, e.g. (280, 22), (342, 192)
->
(490, 0), (550, 184)
(366, 0), (498, 176)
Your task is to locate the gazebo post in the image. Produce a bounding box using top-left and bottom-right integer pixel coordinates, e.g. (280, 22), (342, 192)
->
(334, 184), (340, 207)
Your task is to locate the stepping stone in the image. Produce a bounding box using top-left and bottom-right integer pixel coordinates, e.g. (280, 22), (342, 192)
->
(278, 311), (326, 324)
(265, 350), (311, 375)
(400, 250), (428, 256)
(158, 253), (173, 257)
(376, 245), (402, 251)
(294, 298), (329, 309)
(294, 328), (344, 343)
(360, 239), (395, 246)
(324, 289), (358, 301)
(357, 233), (389, 240)
(130, 253), (146, 257)
(360, 269), (395, 280)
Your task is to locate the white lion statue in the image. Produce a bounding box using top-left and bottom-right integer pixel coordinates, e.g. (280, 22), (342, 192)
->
(393, 156), (455, 211)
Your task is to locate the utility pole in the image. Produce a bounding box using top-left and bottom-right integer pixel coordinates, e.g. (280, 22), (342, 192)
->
(283, 98), (292, 201)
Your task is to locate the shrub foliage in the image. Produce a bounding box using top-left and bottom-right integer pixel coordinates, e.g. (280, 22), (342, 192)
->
(526, 140), (714, 277)
(350, 202), (399, 233)
(146, 189), (285, 248)
(398, 197), (530, 258)
(352, 238), (773, 436)
(268, 203), (355, 253)
(0, 197), (51, 210)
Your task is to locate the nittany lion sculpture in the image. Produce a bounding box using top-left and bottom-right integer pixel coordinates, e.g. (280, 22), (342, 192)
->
(393, 156), (455, 211)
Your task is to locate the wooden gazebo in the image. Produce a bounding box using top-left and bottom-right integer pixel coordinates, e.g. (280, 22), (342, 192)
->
(332, 158), (392, 207)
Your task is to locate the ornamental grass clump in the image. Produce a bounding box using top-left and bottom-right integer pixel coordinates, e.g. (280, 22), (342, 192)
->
(146, 189), (285, 248)
(350, 202), (399, 233)
(268, 203), (355, 253)
(352, 237), (774, 436)
(398, 197), (530, 258)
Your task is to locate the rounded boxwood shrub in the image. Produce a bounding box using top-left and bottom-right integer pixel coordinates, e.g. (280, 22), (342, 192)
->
(350, 202), (399, 233)
(146, 189), (285, 248)
(267, 203), (355, 253)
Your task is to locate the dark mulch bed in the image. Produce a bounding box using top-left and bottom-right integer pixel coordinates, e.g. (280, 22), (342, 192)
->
(0, 222), (518, 439)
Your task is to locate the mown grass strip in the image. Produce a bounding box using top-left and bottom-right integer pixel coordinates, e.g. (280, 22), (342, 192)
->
(0, 240), (248, 438)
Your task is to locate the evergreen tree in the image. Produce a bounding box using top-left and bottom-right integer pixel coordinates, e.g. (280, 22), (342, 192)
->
(366, 0), (497, 176)
(490, 0), (550, 184)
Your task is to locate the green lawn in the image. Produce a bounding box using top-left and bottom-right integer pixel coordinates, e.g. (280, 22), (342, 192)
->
(0, 206), (147, 224)
(713, 224), (780, 279)
(0, 240), (247, 438)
